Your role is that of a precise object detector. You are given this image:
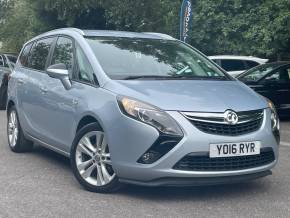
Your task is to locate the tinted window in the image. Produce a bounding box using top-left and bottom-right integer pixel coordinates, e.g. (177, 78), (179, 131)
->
(239, 63), (285, 82)
(0, 55), (4, 67)
(264, 67), (290, 83)
(75, 44), (95, 84)
(246, 61), (259, 68)
(86, 37), (228, 80)
(7, 55), (17, 64)
(28, 38), (54, 71)
(19, 43), (33, 67)
(221, 60), (246, 71)
(51, 37), (74, 75)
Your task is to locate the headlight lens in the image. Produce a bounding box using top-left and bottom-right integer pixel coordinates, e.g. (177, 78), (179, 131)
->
(118, 96), (183, 136)
(267, 99), (280, 131)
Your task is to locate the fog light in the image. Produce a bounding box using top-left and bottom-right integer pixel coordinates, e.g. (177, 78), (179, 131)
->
(141, 151), (160, 164)
(138, 135), (182, 164)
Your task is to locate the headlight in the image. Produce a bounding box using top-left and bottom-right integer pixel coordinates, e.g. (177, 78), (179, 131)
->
(118, 96), (183, 136)
(267, 99), (280, 132)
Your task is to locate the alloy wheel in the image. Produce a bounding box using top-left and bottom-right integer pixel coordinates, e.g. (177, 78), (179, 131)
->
(75, 131), (116, 187)
(8, 110), (18, 147)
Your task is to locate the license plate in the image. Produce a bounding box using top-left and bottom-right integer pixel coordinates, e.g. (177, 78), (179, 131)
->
(210, 141), (261, 158)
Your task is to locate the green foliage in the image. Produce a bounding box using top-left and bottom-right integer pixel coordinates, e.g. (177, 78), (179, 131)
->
(0, 0), (289, 59)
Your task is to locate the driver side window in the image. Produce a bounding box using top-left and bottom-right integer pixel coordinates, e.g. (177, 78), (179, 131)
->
(265, 68), (290, 83)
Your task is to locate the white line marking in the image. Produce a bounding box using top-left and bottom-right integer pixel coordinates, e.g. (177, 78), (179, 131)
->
(281, 141), (290, 147)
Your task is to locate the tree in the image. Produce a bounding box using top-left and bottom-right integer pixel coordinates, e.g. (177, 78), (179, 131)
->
(0, 0), (289, 59)
(190, 0), (290, 58)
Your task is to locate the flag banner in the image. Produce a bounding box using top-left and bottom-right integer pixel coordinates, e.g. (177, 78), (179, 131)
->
(180, 0), (192, 43)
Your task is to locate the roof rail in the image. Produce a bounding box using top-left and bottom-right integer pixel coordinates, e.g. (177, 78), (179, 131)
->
(142, 32), (175, 40)
(49, 28), (85, 35)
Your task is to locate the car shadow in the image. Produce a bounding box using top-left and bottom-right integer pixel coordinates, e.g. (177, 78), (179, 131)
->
(30, 144), (271, 200)
(31, 144), (71, 168)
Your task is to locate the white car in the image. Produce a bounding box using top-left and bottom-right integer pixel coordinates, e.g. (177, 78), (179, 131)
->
(209, 55), (268, 77)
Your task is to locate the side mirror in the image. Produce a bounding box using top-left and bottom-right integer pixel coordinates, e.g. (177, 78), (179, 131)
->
(47, 63), (71, 90)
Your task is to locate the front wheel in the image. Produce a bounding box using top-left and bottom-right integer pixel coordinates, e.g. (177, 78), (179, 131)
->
(70, 123), (122, 193)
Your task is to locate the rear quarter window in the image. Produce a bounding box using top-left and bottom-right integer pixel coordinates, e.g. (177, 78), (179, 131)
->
(221, 59), (246, 71)
(246, 61), (259, 69)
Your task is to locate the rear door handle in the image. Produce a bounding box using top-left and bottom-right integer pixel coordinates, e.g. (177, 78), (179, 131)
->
(40, 87), (48, 94)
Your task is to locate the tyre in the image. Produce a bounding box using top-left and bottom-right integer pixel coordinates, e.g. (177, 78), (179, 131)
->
(7, 106), (33, 152)
(70, 123), (122, 193)
(0, 84), (7, 110)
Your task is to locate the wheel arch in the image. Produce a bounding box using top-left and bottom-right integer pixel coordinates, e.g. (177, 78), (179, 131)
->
(76, 114), (103, 133)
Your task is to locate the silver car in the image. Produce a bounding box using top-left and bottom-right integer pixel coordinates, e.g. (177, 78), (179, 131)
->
(7, 28), (280, 193)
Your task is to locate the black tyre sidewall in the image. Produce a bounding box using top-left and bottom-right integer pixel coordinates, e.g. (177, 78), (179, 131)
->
(0, 84), (7, 110)
(70, 123), (121, 193)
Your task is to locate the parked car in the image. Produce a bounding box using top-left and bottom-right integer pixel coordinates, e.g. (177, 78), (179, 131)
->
(209, 55), (268, 77)
(7, 28), (279, 193)
(238, 62), (290, 117)
(0, 53), (17, 110)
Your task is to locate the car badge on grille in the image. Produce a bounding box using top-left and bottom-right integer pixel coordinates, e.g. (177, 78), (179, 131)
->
(224, 110), (239, 125)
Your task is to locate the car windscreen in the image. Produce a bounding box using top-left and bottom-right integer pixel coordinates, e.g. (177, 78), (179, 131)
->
(86, 37), (230, 80)
(238, 63), (284, 82)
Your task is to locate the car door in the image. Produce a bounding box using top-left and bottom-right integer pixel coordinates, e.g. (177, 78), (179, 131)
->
(259, 66), (290, 112)
(17, 37), (56, 139)
(0, 55), (10, 86)
(36, 36), (80, 152)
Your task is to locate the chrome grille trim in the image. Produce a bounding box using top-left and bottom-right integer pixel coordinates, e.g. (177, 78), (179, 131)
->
(181, 109), (265, 136)
(182, 109), (264, 125)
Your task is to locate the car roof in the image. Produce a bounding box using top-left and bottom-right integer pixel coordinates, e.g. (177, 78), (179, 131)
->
(209, 55), (268, 63)
(27, 28), (176, 44)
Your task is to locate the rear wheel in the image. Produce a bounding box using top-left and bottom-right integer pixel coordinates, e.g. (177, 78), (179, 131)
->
(7, 106), (33, 152)
(71, 123), (121, 193)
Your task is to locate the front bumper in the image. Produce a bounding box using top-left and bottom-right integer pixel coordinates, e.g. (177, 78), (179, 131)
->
(119, 170), (272, 187)
(108, 108), (279, 185)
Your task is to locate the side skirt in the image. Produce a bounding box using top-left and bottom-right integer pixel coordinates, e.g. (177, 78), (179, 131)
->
(25, 132), (70, 158)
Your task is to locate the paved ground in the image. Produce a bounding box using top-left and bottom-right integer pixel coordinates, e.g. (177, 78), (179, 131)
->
(0, 111), (290, 218)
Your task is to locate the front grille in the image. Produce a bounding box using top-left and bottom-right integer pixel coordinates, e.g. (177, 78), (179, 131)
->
(174, 148), (275, 171)
(182, 110), (264, 136)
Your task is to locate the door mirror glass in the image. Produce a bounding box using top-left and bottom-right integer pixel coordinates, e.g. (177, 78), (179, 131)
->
(47, 63), (71, 89)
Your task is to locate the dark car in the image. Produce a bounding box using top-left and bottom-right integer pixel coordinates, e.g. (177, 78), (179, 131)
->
(238, 62), (290, 117)
(0, 53), (17, 110)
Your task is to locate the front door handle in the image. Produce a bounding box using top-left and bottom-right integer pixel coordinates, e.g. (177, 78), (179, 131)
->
(72, 99), (78, 106)
(17, 79), (25, 85)
(40, 87), (48, 94)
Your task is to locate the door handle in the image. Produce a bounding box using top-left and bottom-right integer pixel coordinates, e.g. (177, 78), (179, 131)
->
(17, 79), (25, 85)
(40, 87), (48, 94)
(72, 99), (78, 106)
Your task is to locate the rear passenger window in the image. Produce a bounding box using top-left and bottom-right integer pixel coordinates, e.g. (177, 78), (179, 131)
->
(246, 61), (259, 69)
(19, 43), (33, 67)
(28, 38), (54, 71)
(221, 60), (246, 71)
(51, 37), (74, 75)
